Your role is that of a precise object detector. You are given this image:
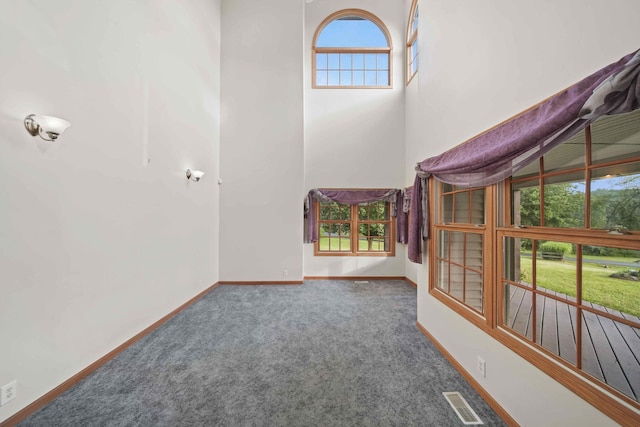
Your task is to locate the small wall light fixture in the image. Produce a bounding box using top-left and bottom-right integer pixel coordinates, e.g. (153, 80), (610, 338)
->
(24, 114), (71, 141)
(186, 169), (205, 182)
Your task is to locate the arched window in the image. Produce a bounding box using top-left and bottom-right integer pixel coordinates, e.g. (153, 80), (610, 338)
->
(312, 9), (392, 88)
(406, 0), (419, 84)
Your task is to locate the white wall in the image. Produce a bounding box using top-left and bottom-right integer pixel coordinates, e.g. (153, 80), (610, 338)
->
(406, 0), (640, 425)
(0, 0), (221, 422)
(303, 0), (407, 277)
(219, 0), (304, 282)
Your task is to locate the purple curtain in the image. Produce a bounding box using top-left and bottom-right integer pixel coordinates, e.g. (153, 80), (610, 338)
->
(396, 187), (412, 244)
(417, 49), (640, 187)
(408, 48), (640, 263)
(408, 177), (428, 263)
(304, 188), (400, 243)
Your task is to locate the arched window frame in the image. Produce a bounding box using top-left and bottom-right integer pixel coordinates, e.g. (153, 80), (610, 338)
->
(406, 0), (419, 85)
(312, 9), (393, 89)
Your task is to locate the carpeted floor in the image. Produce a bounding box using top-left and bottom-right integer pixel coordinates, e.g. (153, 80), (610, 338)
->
(21, 280), (507, 426)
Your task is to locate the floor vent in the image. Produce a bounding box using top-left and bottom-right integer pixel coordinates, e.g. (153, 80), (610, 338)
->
(353, 280), (369, 284)
(442, 392), (483, 425)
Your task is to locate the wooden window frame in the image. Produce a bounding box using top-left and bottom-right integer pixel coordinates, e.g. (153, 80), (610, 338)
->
(428, 121), (640, 425)
(312, 9), (393, 89)
(429, 180), (496, 330)
(406, 0), (419, 85)
(314, 201), (396, 257)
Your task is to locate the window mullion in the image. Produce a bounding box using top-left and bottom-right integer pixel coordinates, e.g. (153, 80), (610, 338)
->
(351, 205), (358, 254)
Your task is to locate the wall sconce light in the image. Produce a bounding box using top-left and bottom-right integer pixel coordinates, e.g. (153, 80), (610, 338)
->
(24, 114), (71, 141)
(186, 169), (205, 182)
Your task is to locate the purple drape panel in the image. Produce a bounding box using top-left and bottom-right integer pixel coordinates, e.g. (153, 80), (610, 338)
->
(407, 48), (640, 263)
(408, 176), (427, 263)
(396, 186), (414, 245)
(304, 188), (400, 243)
(305, 192), (317, 243)
(416, 49), (640, 187)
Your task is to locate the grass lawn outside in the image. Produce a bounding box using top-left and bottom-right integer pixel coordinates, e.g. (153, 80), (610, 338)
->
(520, 256), (640, 317)
(318, 236), (387, 252)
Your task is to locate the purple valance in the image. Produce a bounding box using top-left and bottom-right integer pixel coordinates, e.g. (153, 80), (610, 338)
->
(304, 188), (400, 243)
(408, 48), (640, 263)
(416, 48), (640, 187)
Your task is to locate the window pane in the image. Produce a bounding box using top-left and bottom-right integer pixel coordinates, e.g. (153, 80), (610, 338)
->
(339, 224), (351, 251)
(535, 295), (577, 365)
(319, 205), (330, 220)
(370, 202), (382, 220)
(340, 53), (352, 69)
(590, 166), (640, 231)
(377, 53), (389, 69)
(453, 192), (468, 223)
(339, 204), (350, 220)
(451, 189), (484, 224)
(365, 54), (377, 69)
(358, 205), (368, 220)
(449, 231), (465, 265)
(411, 6), (419, 33)
(442, 183), (454, 193)
(438, 230), (449, 259)
(442, 194), (453, 223)
(353, 53), (364, 69)
(581, 313), (640, 401)
(437, 260), (449, 292)
(466, 233), (483, 270)
(411, 41), (418, 61)
(503, 284), (533, 340)
(465, 270), (483, 312)
(383, 236), (391, 252)
(317, 18), (388, 48)
(328, 203), (338, 219)
(536, 241), (576, 296)
(364, 70), (377, 86)
(340, 70), (352, 86)
(352, 70), (364, 86)
(512, 180), (540, 226)
(449, 264), (465, 301)
(506, 237), (534, 288)
(544, 129), (586, 173)
(316, 53), (328, 69)
(316, 71), (327, 86)
(591, 109), (640, 165)
(377, 71), (389, 86)
(513, 158), (540, 179)
(470, 189), (485, 224)
(359, 222), (389, 252)
(581, 245), (640, 317)
(327, 53), (339, 69)
(328, 71), (339, 86)
(543, 180), (585, 228)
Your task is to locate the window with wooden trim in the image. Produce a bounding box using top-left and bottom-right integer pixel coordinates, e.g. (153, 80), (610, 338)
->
(312, 9), (392, 88)
(430, 109), (640, 415)
(316, 201), (395, 256)
(435, 185), (487, 314)
(501, 109), (640, 404)
(406, 0), (419, 84)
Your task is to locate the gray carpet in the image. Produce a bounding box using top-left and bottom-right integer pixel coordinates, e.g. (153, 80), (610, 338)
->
(21, 280), (507, 426)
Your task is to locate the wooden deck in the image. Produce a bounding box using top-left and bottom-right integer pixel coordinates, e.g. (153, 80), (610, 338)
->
(505, 285), (640, 402)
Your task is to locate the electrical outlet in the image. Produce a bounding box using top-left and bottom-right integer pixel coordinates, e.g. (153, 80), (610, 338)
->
(1, 380), (17, 406)
(477, 356), (486, 378)
(283, 269), (288, 277)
